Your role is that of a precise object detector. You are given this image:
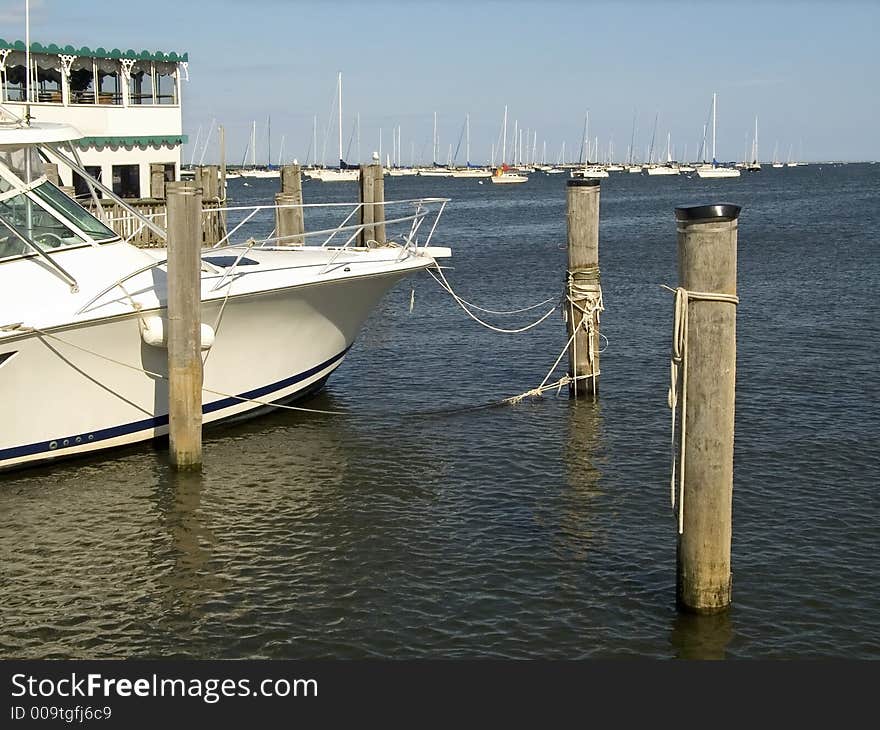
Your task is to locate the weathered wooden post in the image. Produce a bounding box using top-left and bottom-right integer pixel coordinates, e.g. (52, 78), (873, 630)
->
(565, 178), (602, 398)
(279, 163), (305, 244)
(165, 181), (204, 470)
(203, 165), (220, 201)
(274, 192), (300, 246)
(150, 163), (166, 199)
(358, 163), (375, 245)
(672, 203), (741, 613)
(372, 163), (386, 244)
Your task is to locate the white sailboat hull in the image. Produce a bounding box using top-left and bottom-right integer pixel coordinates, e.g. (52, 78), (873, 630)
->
(695, 165), (741, 179)
(310, 169), (360, 182)
(450, 168), (492, 178)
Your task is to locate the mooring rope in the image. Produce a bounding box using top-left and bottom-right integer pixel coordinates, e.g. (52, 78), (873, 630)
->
(427, 265), (559, 333)
(664, 284), (739, 534)
(505, 266), (605, 404)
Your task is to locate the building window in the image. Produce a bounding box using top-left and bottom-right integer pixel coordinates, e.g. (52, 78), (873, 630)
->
(163, 163), (176, 181)
(96, 59), (121, 105)
(1, 51), (28, 102)
(35, 58), (63, 103)
(69, 58), (96, 104)
(128, 61), (153, 105)
(73, 166), (103, 200)
(154, 62), (177, 105)
(112, 164), (140, 199)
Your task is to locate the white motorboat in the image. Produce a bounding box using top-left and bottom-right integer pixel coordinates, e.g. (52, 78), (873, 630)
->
(570, 165), (608, 179)
(489, 167), (527, 184)
(0, 120), (451, 472)
(645, 164), (679, 176)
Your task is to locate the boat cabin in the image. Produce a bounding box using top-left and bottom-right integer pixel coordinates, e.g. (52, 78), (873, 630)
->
(0, 38), (187, 199)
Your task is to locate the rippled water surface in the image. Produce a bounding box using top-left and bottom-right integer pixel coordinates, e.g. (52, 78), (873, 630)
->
(2, 165), (878, 658)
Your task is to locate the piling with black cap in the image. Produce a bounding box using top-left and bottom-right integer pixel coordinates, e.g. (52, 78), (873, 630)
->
(566, 178), (602, 398)
(166, 181), (204, 470)
(672, 202), (741, 613)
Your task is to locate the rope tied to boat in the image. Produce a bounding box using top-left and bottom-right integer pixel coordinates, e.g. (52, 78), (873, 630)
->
(664, 284), (739, 534)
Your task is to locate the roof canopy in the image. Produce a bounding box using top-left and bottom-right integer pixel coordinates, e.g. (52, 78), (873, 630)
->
(0, 39), (188, 63)
(0, 121), (83, 146)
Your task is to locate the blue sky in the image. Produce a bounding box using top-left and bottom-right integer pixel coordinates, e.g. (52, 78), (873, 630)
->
(3, 0), (878, 163)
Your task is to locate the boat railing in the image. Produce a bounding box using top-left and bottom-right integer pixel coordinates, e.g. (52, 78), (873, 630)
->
(75, 197), (449, 315)
(100, 197), (448, 254)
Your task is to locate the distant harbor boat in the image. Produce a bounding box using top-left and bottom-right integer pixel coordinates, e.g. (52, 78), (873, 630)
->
(695, 93), (741, 179)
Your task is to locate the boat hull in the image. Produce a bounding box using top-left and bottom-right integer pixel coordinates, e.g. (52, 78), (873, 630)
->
(0, 270), (411, 471)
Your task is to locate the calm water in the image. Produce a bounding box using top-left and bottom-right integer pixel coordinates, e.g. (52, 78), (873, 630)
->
(2, 165), (878, 659)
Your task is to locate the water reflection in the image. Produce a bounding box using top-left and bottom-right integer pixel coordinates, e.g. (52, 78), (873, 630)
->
(552, 399), (607, 560)
(669, 610), (734, 659)
(150, 465), (220, 622)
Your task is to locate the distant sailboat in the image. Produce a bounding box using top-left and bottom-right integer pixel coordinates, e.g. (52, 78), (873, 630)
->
(772, 141), (784, 168)
(490, 106), (527, 184)
(696, 93), (741, 179)
(452, 114), (491, 178)
(312, 73), (359, 182)
(746, 116), (761, 171)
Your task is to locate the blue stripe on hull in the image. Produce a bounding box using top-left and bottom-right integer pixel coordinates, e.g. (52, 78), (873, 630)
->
(0, 347), (349, 465)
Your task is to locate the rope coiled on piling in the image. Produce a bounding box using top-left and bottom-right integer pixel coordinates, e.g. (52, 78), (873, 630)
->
(665, 284), (739, 534)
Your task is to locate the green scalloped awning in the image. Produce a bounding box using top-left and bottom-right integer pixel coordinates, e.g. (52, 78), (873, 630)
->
(0, 38), (188, 62)
(75, 135), (188, 149)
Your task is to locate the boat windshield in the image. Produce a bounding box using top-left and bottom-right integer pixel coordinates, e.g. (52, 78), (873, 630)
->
(31, 182), (117, 242)
(0, 181), (118, 260)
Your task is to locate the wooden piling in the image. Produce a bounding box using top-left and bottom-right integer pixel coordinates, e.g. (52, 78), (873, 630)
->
(372, 163), (386, 244)
(565, 178), (602, 398)
(165, 181), (204, 470)
(358, 163), (375, 245)
(150, 163), (166, 199)
(275, 192), (303, 246)
(673, 203), (741, 613)
(279, 164), (305, 243)
(203, 165), (220, 201)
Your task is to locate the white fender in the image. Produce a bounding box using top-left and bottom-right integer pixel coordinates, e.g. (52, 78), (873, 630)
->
(140, 316), (215, 350)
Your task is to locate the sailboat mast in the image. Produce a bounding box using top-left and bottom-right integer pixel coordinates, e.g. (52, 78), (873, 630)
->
(754, 115), (759, 163)
(312, 115), (317, 167)
(267, 116), (271, 168)
(501, 106), (508, 166)
(466, 113), (470, 166)
(433, 111), (438, 165)
(712, 92), (717, 164)
(251, 121), (256, 168)
(337, 72), (343, 167)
